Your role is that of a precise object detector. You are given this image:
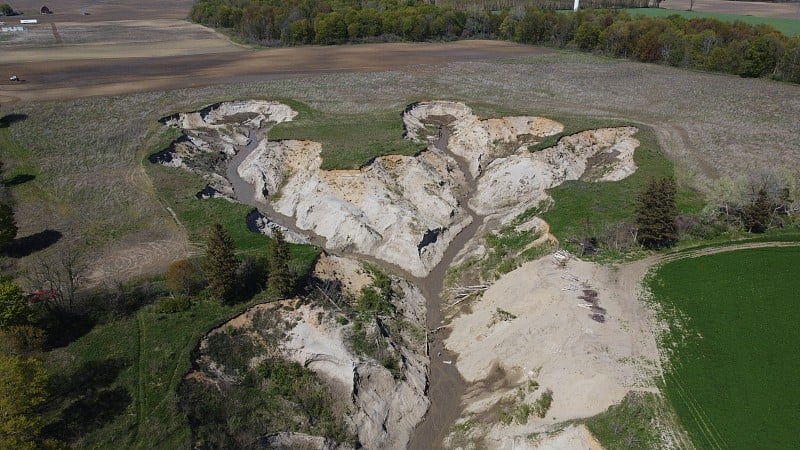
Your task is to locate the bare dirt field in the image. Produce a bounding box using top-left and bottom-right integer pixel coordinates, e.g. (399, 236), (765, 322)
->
(4, 0), (193, 22)
(0, 41), (555, 104)
(661, 0), (800, 18)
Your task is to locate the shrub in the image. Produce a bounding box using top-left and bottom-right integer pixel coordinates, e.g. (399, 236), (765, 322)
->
(154, 296), (192, 314)
(0, 325), (47, 355)
(534, 389), (554, 418)
(166, 259), (205, 296)
(0, 277), (33, 328)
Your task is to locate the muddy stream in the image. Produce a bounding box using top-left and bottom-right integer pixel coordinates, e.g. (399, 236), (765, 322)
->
(227, 125), (481, 448)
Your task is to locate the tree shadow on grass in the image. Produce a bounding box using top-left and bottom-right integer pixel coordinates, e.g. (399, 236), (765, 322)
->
(43, 358), (132, 442)
(5, 173), (35, 186)
(4, 228), (61, 257)
(41, 311), (96, 350)
(0, 113), (27, 128)
(44, 386), (132, 442)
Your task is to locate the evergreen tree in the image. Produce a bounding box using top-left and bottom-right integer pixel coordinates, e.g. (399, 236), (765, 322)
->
(204, 223), (238, 302)
(268, 229), (292, 297)
(635, 177), (678, 250)
(0, 202), (17, 252)
(743, 188), (772, 233)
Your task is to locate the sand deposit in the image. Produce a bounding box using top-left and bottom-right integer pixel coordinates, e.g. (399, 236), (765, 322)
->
(445, 255), (661, 448)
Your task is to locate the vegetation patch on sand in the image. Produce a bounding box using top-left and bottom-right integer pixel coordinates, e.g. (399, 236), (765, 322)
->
(648, 247), (800, 449)
(586, 391), (686, 450)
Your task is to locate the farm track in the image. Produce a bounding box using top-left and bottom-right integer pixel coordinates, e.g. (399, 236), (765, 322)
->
(621, 240), (800, 310)
(135, 312), (147, 445)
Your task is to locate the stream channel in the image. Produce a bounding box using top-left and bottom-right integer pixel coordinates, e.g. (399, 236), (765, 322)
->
(226, 124), (485, 449)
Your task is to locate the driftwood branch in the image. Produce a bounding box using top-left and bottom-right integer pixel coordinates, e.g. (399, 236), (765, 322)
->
(315, 285), (343, 311)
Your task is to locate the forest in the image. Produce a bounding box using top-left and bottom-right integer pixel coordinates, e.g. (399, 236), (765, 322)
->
(190, 0), (800, 83)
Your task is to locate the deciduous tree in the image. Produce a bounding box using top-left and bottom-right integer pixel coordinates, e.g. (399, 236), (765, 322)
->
(0, 353), (49, 450)
(166, 259), (205, 296)
(24, 248), (85, 312)
(0, 277), (32, 329)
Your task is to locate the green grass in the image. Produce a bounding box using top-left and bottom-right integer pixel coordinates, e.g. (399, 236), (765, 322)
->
(623, 8), (800, 37)
(539, 119), (703, 256)
(648, 247), (800, 449)
(145, 144), (319, 270)
(44, 299), (249, 449)
(269, 107), (424, 170)
(0, 118), (52, 205)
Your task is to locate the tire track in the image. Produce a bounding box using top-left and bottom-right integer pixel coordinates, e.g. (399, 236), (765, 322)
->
(51, 23), (62, 44)
(135, 312), (147, 445)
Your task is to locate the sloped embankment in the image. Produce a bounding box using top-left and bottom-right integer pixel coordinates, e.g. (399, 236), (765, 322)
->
(183, 253), (429, 448)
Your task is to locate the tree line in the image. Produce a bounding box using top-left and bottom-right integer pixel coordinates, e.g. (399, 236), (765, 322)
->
(190, 1), (800, 83)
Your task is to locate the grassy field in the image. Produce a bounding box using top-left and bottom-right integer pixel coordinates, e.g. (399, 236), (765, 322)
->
(269, 103), (424, 170)
(43, 299), (265, 448)
(647, 247), (800, 449)
(623, 8), (800, 36)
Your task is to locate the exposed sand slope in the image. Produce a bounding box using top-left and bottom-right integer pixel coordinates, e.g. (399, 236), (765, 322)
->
(446, 255), (660, 448)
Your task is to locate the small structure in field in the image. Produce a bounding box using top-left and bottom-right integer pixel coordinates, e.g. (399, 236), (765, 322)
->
(40, 5), (52, 14)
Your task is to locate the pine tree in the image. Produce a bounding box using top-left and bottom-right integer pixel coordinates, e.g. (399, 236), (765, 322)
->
(268, 229), (292, 297)
(743, 188), (772, 233)
(204, 223), (238, 302)
(635, 177), (678, 250)
(0, 202), (17, 252)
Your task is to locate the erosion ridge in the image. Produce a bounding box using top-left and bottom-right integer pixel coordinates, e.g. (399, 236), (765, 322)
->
(152, 99), (645, 448)
(186, 253), (430, 448)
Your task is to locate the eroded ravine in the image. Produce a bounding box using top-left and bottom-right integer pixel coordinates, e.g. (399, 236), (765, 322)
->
(409, 125), (478, 450)
(155, 100), (644, 448)
(225, 119), (477, 448)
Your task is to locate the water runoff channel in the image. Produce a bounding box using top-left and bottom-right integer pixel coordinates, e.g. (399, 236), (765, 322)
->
(226, 122), (485, 449)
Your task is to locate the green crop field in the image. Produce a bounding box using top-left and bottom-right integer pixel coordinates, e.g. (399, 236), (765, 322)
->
(648, 247), (800, 449)
(623, 8), (800, 37)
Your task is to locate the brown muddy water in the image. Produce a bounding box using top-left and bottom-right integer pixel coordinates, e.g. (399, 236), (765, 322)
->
(227, 123), (482, 449)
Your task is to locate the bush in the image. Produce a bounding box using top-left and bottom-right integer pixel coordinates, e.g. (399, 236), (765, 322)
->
(0, 277), (33, 328)
(154, 296), (192, 314)
(0, 325), (47, 355)
(534, 389), (554, 418)
(165, 259), (205, 296)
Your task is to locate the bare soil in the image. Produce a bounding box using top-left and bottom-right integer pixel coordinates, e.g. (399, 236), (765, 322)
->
(5, 0), (193, 22)
(0, 41), (553, 104)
